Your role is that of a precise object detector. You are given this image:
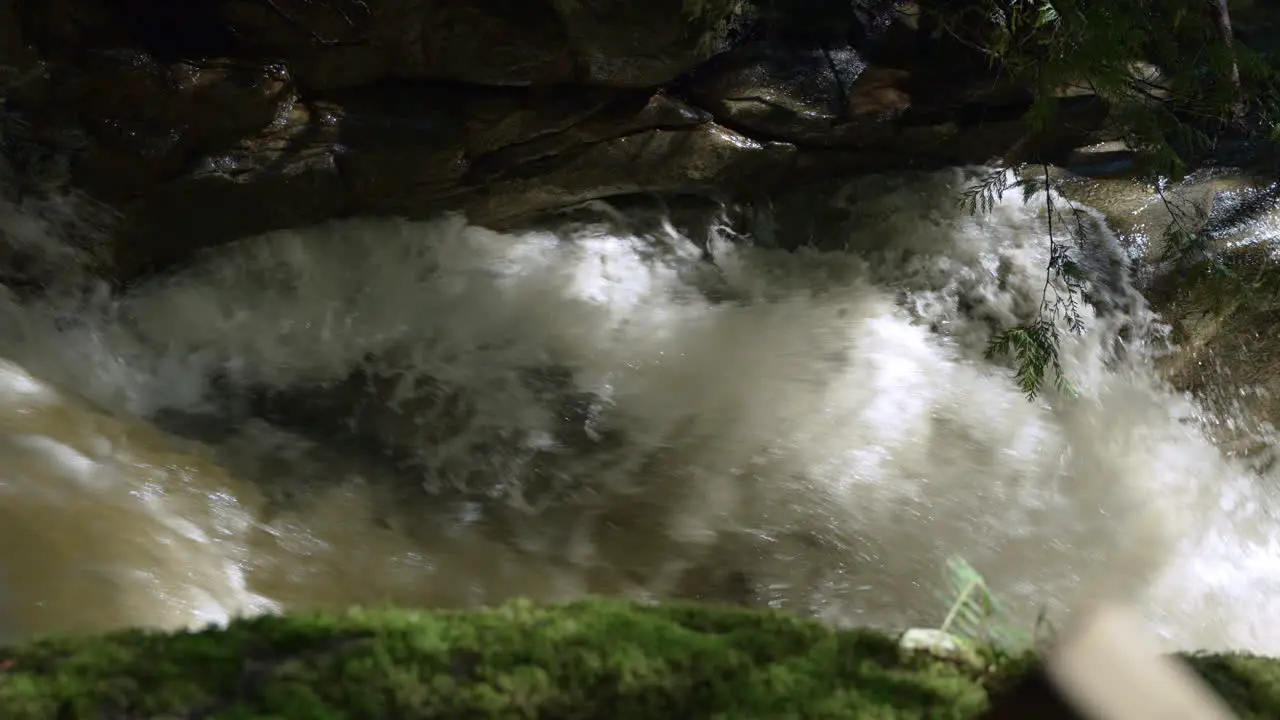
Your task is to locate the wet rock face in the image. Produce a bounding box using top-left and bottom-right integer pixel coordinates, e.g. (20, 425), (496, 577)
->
(2, 0), (1115, 278)
(1054, 171), (1280, 472)
(1149, 241), (1280, 474)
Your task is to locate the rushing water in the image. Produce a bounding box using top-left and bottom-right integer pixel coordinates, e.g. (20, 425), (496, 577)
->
(0, 167), (1277, 654)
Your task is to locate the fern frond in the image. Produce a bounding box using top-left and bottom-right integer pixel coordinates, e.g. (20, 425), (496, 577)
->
(987, 320), (1074, 400)
(958, 168), (1021, 215)
(935, 555), (1028, 650)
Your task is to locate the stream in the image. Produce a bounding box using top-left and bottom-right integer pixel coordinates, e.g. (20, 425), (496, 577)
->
(0, 167), (1277, 654)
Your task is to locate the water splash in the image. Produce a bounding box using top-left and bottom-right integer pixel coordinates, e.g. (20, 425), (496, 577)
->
(0, 167), (1275, 653)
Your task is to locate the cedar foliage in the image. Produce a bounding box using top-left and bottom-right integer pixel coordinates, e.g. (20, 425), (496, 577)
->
(938, 0), (1279, 398)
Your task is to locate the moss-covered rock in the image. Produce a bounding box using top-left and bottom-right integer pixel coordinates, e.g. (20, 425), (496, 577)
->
(0, 599), (1278, 719)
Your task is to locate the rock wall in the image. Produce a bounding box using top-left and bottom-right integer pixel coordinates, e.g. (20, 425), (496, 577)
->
(1054, 171), (1280, 468)
(1150, 241), (1280, 474)
(0, 0), (1113, 278)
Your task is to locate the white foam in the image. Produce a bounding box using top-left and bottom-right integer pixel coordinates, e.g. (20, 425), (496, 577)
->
(0, 168), (1275, 652)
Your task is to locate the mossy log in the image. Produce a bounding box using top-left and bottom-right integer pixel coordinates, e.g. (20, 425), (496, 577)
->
(0, 599), (1277, 719)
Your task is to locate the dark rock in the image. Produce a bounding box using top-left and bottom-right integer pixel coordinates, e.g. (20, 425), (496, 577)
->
(221, 0), (574, 89)
(100, 84), (780, 274)
(235, 358), (628, 504)
(4, 52), (297, 196)
(686, 42), (882, 143)
(462, 85), (628, 158)
(50, 0), (748, 91)
(325, 85), (470, 216)
(459, 122), (796, 227)
(464, 91), (712, 182)
(0, 0), (37, 73)
(115, 130), (347, 277)
(1, 0), (1122, 280)
(547, 0), (746, 87)
(681, 28), (1108, 162)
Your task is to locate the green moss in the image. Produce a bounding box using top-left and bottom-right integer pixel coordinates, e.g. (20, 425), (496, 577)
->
(0, 599), (1277, 719)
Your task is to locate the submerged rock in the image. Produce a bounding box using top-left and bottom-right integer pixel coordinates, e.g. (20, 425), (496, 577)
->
(0, 599), (1276, 718)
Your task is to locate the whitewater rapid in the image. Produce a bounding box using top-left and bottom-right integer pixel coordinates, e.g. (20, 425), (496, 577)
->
(0, 168), (1276, 653)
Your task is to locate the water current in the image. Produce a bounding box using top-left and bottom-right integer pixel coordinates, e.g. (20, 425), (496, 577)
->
(0, 167), (1277, 654)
